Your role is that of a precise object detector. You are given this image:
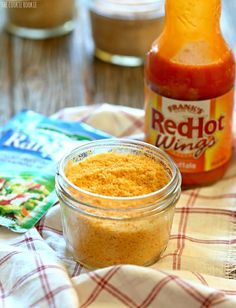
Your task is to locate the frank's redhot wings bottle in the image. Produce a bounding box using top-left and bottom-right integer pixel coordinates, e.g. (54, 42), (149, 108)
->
(145, 0), (235, 187)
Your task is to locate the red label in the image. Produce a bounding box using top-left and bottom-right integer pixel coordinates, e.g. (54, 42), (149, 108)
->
(145, 87), (234, 173)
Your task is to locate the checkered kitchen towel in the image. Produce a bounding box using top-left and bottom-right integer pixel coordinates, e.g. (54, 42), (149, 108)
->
(1, 103), (236, 308)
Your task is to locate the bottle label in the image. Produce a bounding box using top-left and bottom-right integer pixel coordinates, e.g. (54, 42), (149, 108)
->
(145, 87), (234, 173)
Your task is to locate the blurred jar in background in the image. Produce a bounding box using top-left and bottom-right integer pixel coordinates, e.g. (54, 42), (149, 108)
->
(89, 0), (165, 67)
(5, 0), (76, 39)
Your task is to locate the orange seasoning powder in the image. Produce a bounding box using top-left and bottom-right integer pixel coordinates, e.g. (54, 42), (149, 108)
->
(62, 152), (174, 268)
(65, 153), (169, 197)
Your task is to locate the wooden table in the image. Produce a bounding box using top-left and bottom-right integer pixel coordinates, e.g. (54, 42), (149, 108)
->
(0, 0), (236, 125)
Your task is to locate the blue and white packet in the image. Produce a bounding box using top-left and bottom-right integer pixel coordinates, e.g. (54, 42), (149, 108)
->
(0, 110), (110, 232)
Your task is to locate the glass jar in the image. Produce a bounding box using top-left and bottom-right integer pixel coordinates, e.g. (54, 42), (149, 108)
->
(56, 139), (181, 269)
(5, 0), (76, 39)
(89, 0), (165, 67)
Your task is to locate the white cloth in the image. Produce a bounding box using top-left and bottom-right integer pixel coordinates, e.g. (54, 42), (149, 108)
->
(1, 104), (236, 308)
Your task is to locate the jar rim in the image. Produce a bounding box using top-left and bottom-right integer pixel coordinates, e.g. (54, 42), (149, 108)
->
(56, 139), (181, 213)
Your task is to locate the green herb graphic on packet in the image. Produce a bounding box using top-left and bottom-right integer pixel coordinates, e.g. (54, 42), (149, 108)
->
(0, 174), (55, 231)
(0, 110), (110, 232)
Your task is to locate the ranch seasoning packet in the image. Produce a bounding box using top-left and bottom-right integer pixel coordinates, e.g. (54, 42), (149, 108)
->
(0, 110), (110, 232)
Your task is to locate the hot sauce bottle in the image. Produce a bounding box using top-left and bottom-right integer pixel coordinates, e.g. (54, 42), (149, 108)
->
(145, 0), (235, 187)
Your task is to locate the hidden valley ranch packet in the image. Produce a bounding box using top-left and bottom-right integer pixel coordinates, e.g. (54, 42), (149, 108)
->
(0, 110), (110, 232)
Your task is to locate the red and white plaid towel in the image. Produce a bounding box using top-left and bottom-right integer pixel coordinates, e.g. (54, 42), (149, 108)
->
(1, 104), (236, 308)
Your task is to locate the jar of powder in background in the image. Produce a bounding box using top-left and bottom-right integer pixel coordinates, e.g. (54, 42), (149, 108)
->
(5, 0), (76, 39)
(89, 0), (165, 67)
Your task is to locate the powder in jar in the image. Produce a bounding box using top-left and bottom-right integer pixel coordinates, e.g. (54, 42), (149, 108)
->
(65, 153), (169, 197)
(57, 145), (181, 269)
(6, 0), (75, 29)
(89, 0), (164, 61)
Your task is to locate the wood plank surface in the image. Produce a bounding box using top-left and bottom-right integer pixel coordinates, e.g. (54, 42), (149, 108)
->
(0, 0), (235, 125)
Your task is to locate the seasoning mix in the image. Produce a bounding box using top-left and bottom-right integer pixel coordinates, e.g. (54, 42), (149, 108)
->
(89, 0), (164, 66)
(6, 0), (76, 39)
(56, 139), (181, 268)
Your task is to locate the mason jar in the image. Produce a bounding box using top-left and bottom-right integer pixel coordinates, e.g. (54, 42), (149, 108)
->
(5, 0), (76, 39)
(89, 0), (165, 66)
(56, 139), (181, 269)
